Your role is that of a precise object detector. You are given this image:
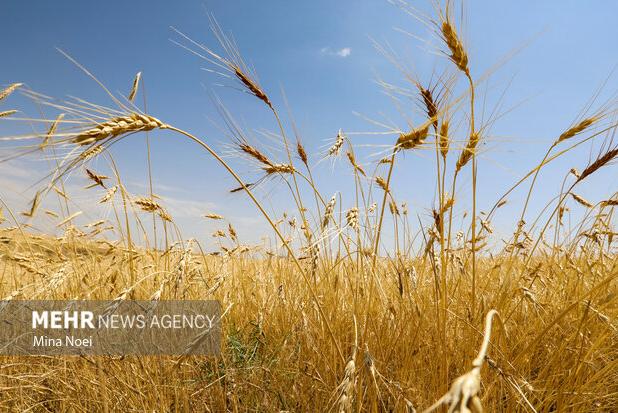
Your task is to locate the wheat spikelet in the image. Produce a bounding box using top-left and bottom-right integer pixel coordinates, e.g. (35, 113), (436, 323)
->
(389, 200), (400, 216)
(297, 140), (309, 166)
(134, 197), (161, 212)
(56, 211), (83, 227)
(570, 193), (593, 208)
(424, 310), (499, 413)
(40, 113), (65, 149)
(439, 120), (449, 159)
(600, 199), (618, 207)
(441, 20), (469, 74)
(557, 117), (598, 143)
(238, 142), (273, 167)
(73, 113), (165, 146)
(80, 144), (104, 160)
(441, 196), (454, 214)
(85, 168), (108, 188)
(233, 66), (272, 109)
(0, 110), (17, 118)
(419, 85), (438, 129)
(204, 213), (224, 220)
(99, 186), (117, 203)
(0, 83), (22, 101)
(263, 163), (295, 174)
(84, 220), (105, 228)
(157, 208), (173, 222)
(227, 223), (237, 242)
(346, 207), (359, 230)
(432, 209), (442, 233)
(375, 176), (389, 192)
(128, 72), (141, 102)
(336, 347), (357, 413)
(397, 124), (429, 150)
(21, 191), (42, 218)
(322, 195), (337, 229)
(329, 129), (345, 156)
(576, 148), (618, 183)
(456, 132), (480, 172)
(346, 152), (366, 176)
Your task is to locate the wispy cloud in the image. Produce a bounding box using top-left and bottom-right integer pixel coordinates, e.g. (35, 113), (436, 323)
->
(320, 47), (352, 58)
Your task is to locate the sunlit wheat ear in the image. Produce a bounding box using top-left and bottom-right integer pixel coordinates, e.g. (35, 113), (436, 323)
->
(346, 151), (366, 176)
(203, 213), (224, 220)
(134, 196), (172, 222)
(439, 120), (449, 158)
(262, 163), (295, 175)
(322, 194), (337, 230)
(21, 191), (42, 218)
(556, 116), (599, 144)
(0, 110), (17, 118)
(80, 144), (104, 161)
(72, 113), (166, 146)
(375, 176), (389, 193)
(336, 349), (356, 413)
(396, 123), (429, 150)
(424, 310), (500, 413)
(128, 72), (141, 102)
(440, 19), (469, 74)
(41, 113), (65, 150)
(600, 198), (618, 207)
(134, 197), (162, 212)
(227, 223), (238, 242)
(441, 195), (454, 214)
(57, 211), (82, 227)
(570, 193), (593, 208)
(346, 207), (359, 230)
(456, 132), (480, 172)
(389, 200), (400, 216)
(0, 83), (22, 101)
(329, 129), (345, 156)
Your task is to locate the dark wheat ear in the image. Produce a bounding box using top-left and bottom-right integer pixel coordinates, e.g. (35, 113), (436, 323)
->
(296, 140), (309, 166)
(576, 147), (618, 183)
(128, 72), (142, 103)
(171, 19), (273, 110)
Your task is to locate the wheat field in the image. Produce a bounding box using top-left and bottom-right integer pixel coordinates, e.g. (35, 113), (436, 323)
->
(0, 1), (617, 412)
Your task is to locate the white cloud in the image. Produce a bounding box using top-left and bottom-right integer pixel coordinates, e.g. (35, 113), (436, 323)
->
(336, 47), (351, 57)
(320, 47), (352, 58)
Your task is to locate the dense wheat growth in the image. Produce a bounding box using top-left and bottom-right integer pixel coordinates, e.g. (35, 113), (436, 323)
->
(0, 1), (617, 411)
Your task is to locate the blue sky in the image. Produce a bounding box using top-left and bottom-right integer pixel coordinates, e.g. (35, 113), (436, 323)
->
(1, 1), (617, 249)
